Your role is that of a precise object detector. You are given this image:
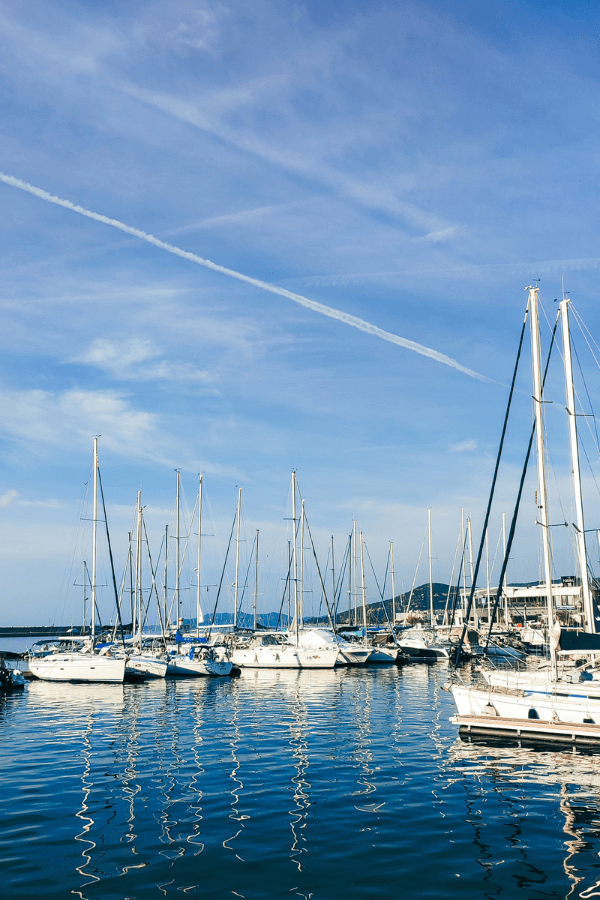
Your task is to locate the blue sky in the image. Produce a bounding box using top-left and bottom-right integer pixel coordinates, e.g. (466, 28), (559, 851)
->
(2, 0), (600, 626)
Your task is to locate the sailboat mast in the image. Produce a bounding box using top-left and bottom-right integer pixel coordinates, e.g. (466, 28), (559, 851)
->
(353, 520), (358, 626)
(175, 469), (181, 629)
(529, 285), (557, 676)
(196, 475), (203, 634)
(292, 472), (298, 644)
(391, 542), (396, 627)
(347, 532), (352, 626)
(331, 536), (335, 626)
(467, 517), (475, 626)
(560, 297), (596, 633)
(360, 531), (367, 643)
(234, 487), (242, 630)
(300, 499), (305, 627)
(91, 436), (98, 646)
(460, 508), (465, 621)
(163, 523), (168, 629)
(136, 490), (143, 646)
(287, 539), (292, 626)
(254, 529), (259, 631)
(502, 512), (508, 626)
(83, 560), (88, 636)
(428, 508), (434, 627)
(128, 531), (134, 629)
(485, 527), (491, 628)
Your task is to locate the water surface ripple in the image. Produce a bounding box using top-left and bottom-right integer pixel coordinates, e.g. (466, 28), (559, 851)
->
(3, 664), (600, 898)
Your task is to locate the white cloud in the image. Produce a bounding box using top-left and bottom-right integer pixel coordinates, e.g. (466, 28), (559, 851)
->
(73, 338), (215, 384)
(450, 439), (477, 453)
(0, 387), (163, 459)
(0, 489), (19, 508)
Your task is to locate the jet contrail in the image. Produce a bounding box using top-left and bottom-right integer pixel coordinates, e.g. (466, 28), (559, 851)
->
(0, 171), (487, 381)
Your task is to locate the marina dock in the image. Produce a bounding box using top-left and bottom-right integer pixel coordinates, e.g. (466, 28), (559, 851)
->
(451, 713), (600, 747)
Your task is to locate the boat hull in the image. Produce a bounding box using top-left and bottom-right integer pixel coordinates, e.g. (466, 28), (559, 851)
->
(127, 655), (168, 679)
(336, 647), (372, 666)
(166, 656), (233, 677)
(451, 683), (600, 725)
(29, 653), (125, 683)
(232, 646), (338, 669)
(366, 646), (398, 664)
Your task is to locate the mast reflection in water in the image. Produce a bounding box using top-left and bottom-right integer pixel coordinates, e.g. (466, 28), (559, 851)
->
(4, 665), (600, 897)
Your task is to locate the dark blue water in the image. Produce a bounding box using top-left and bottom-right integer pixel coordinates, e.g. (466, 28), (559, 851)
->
(2, 664), (600, 899)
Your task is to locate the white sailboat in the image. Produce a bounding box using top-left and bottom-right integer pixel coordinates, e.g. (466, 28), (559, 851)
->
(232, 472), (338, 669)
(232, 630), (338, 669)
(366, 540), (400, 664)
(398, 511), (449, 660)
(166, 473), (234, 677)
(450, 287), (600, 728)
(29, 438), (126, 684)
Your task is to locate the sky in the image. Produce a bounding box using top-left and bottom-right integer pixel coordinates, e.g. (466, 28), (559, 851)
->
(2, 0), (600, 626)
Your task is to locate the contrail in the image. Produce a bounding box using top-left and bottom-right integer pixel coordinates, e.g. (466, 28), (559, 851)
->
(0, 172), (487, 381)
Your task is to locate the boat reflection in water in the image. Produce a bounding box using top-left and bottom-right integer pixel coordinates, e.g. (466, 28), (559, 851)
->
(449, 733), (600, 897)
(11, 665), (600, 899)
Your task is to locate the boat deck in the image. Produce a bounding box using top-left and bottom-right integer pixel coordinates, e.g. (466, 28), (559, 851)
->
(451, 713), (600, 746)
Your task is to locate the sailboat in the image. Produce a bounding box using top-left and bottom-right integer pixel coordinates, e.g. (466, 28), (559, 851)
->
(450, 287), (600, 728)
(398, 511), (449, 660)
(29, 438), (126, 684)
(119, 491), (168, 679)
(232, 473), (338, 669)
(165, 473), (234, 677)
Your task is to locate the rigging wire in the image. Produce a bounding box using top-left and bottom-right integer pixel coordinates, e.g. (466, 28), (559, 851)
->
(483, 310), (561, 652)
(454, 301), (530, 666)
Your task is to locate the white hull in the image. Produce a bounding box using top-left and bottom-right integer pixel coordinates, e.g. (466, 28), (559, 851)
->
(127, 655), (168, 678)
(337, 647), (372, 666)
(452, 683), (600, 725)
(29, 653), (125, 683)
(166, 655), (232, 677)
(482, 668), (600, 700)
(232, 645), (338, 669)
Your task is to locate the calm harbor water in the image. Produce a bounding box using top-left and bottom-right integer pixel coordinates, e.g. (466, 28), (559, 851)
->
(2, 662), (600, 899)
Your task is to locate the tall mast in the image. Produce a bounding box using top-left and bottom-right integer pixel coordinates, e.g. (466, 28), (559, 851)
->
(136, 490), (143, 646)
(360, 531), (367, 643)
(287, 539), (292, 627)
(460, 508), (465, 621)
(529, 285), (557, 676)
(502, 512), (508, 626)
(485, 527), (491, 628)
(391, 542), (396, 627)
(83, 560), (88, 636)
(428, 508), (434, 627)
(128, 531), (134, 630)
(254, 529), (259, 632)
(292, 472), (298, 644)
(175, 469), (181, 628)
(300, 499), (305, 628)
(234, 487), (242, 630)
(560, 297), (596, 633)
(331, 536), (335, 627)
(467, 516), (475, 626)
(91, 436), (98, 646)
(347, 532), (352, 626)
(353, 520), (358, 625)
(196, 475), (204, 633)
(163, 523), (168, 629)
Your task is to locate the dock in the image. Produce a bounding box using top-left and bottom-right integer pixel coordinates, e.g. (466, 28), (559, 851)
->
(451, 714), (600, 747)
